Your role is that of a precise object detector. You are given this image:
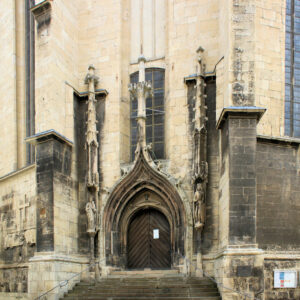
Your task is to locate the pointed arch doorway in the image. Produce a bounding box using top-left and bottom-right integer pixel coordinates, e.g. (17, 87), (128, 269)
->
(103, 150), (186, 269)
(127, 208), (171, 269)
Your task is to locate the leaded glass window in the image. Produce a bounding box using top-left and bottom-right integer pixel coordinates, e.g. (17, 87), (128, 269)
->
(25, 0), (35, 163)
(285, 0), (300, 137)
(130, 68), (165, 160)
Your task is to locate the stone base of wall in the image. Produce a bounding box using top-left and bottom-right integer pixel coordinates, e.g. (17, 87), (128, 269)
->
(263, 256), (300, 300)
(0, 293), (29, 300)
(0, 266), (28, 293)
(28, 253), (90, 300)
(212, 247), (264, 300)
(205, 250), (300, 300)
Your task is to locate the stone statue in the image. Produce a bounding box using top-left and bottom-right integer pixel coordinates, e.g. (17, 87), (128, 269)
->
(193, 182), (206, 230)
(86, 196), (97, 233)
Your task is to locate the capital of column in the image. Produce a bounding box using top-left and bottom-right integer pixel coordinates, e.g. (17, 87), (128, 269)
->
(128, 81), (152, 100)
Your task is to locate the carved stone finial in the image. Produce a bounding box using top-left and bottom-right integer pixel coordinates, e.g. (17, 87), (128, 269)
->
(88, 64), (96, 70)
(85, 65), (99, 86)
(138, 54), (146, 63)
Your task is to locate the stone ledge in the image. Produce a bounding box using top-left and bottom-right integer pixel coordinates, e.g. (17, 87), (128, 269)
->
(203, 246), (264, 261)
(257, 134), (300, 146)
(264, 252), (300, 260)
(217, 106), (266, 129)
(204, 250), (300, 262)
(30, 0), (52, 18)
(0, 263), (29, 269)
(29, 253), (89, 264)
(25, 129), (73, 147)
(0, 164), (35, 183)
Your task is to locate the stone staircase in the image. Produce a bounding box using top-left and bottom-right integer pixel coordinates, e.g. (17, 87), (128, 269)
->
(61, 273), (222, 300)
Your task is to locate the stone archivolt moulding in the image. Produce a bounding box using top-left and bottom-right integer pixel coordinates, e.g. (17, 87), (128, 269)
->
(102, 148), (186, 267)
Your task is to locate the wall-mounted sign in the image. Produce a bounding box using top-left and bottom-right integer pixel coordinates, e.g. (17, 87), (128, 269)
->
(274, 270), (297, 288)
(153, 229), (159, 239)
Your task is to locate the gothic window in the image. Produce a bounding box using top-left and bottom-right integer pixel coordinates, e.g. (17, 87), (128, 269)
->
(25, 0), (35, 163)
(130, 68), (165, 160)
(285, 0), (300, 137)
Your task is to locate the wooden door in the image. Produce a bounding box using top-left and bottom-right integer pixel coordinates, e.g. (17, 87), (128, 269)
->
(127, 208), (171, 269)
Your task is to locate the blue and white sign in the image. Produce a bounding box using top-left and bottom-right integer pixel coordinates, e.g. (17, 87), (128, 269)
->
(274, 270), (297, 288)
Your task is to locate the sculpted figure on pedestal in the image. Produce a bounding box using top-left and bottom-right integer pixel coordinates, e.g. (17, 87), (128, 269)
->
(86, 195), (97, 233)
(193, 182), (206, 230)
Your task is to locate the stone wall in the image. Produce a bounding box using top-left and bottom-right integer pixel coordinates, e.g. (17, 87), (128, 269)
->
(263, 258), (300, 300)
(202, 79), (219, 253)
(35, 133), (75, 254)
(0, 267), (28, 293)
(0, 0), (18, 175)
(255, 0), (285, 137)
(28, 256), (88, 300)
(0, 165), (36, 293)
(214, 253), (264, 300)
(256, 138), (300, 250)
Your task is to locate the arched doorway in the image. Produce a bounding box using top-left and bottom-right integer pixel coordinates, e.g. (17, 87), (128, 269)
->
(103, 150), (186, 268)
(127, 208), (171, 269)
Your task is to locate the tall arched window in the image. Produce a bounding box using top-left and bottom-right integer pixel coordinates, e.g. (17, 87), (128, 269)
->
(285, 0), (300, 137)
(130, 68), (165, 160)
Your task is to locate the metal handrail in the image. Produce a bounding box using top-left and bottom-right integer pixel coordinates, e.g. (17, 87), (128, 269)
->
(181, 254), (262, 300)
(34, 259), (104, 300)
(34, 254), (263, 300)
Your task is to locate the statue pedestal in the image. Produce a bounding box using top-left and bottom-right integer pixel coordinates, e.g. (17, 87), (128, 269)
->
(195, 222), (204, 230)
(195, 252), (204, 277)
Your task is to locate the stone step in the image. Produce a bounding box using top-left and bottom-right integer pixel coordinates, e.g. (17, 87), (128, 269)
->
(66, 290), (220, 296)
(109, 269), (180, 277)
(77, 280), (215, 286)
(61, 276), (221, 300)
(63, 296), (222, 300)
(78, 282), (215, 287)
(71, 287), (218, 292)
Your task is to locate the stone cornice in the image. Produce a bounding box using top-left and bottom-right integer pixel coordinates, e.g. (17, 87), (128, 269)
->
(217, 106), (266, 129)
(29, 253), (90, 264)
(0, 164), (35, 183)
(25, 129), (73, 147)
(0, 263), (29, 269)
(203, 249), (300, 261)
(30, 0), (52, 18)
(65, 81), (108, 98)
(257, 134), (300, 146)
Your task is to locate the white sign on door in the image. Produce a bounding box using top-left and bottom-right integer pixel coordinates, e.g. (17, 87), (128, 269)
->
(153, 229), (159, 239)
(274, 270), (297, 288)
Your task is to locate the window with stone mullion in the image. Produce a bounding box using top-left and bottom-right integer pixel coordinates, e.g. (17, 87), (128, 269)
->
(130, 68), (165, 161)
(285, 0), (300, 137)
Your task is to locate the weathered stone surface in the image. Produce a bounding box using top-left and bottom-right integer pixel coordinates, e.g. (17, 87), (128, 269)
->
(0, 1), (297, 300)
(256, 139), (300, 249)
(0, 268), (28, 293)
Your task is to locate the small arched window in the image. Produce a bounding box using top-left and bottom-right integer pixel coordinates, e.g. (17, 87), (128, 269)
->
(130, 68), (165, 160)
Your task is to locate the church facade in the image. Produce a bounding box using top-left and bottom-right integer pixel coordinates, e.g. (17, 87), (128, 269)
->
(0, 0), (300, 299)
